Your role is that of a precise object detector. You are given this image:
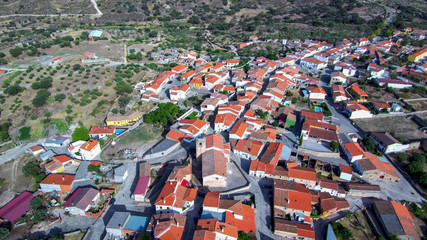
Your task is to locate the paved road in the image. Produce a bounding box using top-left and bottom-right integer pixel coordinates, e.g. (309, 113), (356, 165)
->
(374, 4), (396, 42)
(0, 139), (45, 165)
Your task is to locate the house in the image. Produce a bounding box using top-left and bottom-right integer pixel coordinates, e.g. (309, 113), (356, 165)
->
(376, 78), (412, 89)
(88, 30), (103, 40)
(40, 149), (55, 162)
(259, 142), (284, 166)
(274, 218), (315, 240)
(39, 55), (63, 67)
(234, 139), (265, 160)
(353, 152), (400, 182)
(105, 111), (142, 126)
(68, 140), (86, 155)
(28, 145), (45, 156)
(197, 134), (230, 187)
(343, 142), (365, 162)
(123, 215), (149, 237)
(147, 212), (186, 240)
(155, 165), (197, 214)
(288, 167), (317, 189)
(373, 200), (420, 240)
(274, 180), (312, 219)
(330, 71), (347, 85)
(332, 84), (348, 102)
(43, 136), (71, 147)
(347, 183), (381, 198)
(318, 192), (350, 217)
(169, 84), (190, 102)
(301, 109), (323, 122)
(178, 119), (209, 138)
(229, 122), (249, 140)
(79, 139), (101, 160)
(344, 100), (373, 119)
(171, 64), (188, 74)
(45, 155), (75, 173)
(0, 191), (35, 223)
(339, 164), (352, 181)
(370, 132), (409, 154)
(214, 113), (238, 132)
(408, 48), (427, 62)
(180, 70), (196, 82)
(314, 179), (346, 198)
(201, 192), (256, 234)
(348, 84), (368, 102)
(134, 176), (150, 202)
(63, 187), (100, 216)
(106, 212), (130, 239)
(194, 219), (238, 240)
(308, 86), (327, 103)
(40, 174), (75, 193)
(81, 52), (103, 64)
(89, 126), (116, 139)
(372, 101), (391, 112)
(300, 57), (327, 70)
(367, 63), (386, 78)
(201, 98), (220, 113)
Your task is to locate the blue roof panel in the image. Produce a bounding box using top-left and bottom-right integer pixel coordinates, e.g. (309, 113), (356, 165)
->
(124, 215), (149, 232)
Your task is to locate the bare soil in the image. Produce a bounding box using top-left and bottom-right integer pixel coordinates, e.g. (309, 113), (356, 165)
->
(353, 113), (427, 141)
(339, 211), (377, 240)
(0, 154), (34, 207)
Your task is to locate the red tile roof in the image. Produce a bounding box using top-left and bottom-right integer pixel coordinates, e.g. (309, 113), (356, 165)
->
(344, 142), (364, 157)
(40, 174), (75, 186)
(288, 167), (317, 182)
(80, 139), (99, 151)
(89, 126), (116, 135)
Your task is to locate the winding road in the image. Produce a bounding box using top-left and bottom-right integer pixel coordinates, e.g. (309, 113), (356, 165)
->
(0, 0), (103, 18)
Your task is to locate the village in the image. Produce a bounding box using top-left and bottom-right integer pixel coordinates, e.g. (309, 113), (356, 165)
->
(0, 24), (427, 240)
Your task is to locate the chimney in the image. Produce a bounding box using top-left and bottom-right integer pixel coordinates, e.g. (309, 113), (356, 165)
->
(62, 176), (65, 181)
(162, 198), (165, 204)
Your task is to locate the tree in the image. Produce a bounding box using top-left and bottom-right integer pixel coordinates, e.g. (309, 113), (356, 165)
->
(29, 197), (43, 211)
(0, 228), (9, 240)
(330, 141), (339, 152)
(32, 209), (46, 223)
(408, 154), (425, 174)
(32, 89), (51, 107)
(54, 93), (66, 102)
(362, 137), (376, 152)
(397, 152), (407, 162)
(71, 128), (89, 142)
(5, 84), (22, 95)
(22, 161), (41, 177)
(9, 46), (23, 57)
(238, 232), (256, 240)
(188, 16), (200, 24)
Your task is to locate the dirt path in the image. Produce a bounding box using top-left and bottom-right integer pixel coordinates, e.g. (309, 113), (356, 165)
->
(0, 0), (103, 18)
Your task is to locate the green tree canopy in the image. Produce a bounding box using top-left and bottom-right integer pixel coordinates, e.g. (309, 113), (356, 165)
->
(22, 161), (41, 178)
(29, 197), (43, 211)
(0, 228), (10, 240)
(71, 128), (89, 142)
(32, 89), (51, 107)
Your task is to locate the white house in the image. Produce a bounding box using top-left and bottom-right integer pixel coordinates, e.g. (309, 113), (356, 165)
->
(300, 57), (327, 70)
(345, 101), (373, 119)
(79, 139), (101, 160)
(343, 142), (365, 162)
(370, 132), (409, 154)
(169, 84), (190, 102)
(339, 164), (353, 182)
(330, 71), (347, 85)
(64, 187), (99, 216)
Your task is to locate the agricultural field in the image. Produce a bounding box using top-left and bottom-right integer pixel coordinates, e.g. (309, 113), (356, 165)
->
(353, 114), (427, 141)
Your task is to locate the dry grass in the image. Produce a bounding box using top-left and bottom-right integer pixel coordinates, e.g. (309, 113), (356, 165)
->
(353, 114), (427, 141)
(64, 231), (85, 240)
(339, 211), (376, 240)
(0, 154), (34, 207)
